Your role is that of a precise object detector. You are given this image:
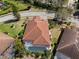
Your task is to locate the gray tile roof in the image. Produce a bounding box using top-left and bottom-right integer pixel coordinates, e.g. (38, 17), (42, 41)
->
(56, 28), (79, 59)
(0, 32), (15, 55)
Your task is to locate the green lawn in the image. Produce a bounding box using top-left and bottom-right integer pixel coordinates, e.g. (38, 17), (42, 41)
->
(3, 0), (29, 11)
(0, 0), (30, 15)
(0, 0), (47, 15)
(50, 25), (61, 48)
(0, 7), (12, 15)
(0, 19), (25, 37)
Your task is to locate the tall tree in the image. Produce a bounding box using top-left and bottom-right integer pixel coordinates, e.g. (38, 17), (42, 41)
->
(55, 7), (73, 20)
(49, 0), (73, 20)
(48, 0), (69, 7)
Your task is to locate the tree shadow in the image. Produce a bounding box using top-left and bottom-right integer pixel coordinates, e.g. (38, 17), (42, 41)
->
(3, 19), (18, 23)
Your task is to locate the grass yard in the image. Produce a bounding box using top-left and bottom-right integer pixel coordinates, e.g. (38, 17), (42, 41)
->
(3, 0), (29, 11)
(0, 0), (30, 15)
(0, 19), (26, 38)
(0, 7), (12, 15)
(50, 25), (61, 48)
(0, 0), (47, 15)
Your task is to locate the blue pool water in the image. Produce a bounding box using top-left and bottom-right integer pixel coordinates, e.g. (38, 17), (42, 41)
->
(28, 47), (47, 52)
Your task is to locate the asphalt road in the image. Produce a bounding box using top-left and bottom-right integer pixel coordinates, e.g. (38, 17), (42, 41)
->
(0, 11), (55, 22)
(20, 11), (55, 17)
(67, 17), (79, 25)
(0, 13), (17, 22)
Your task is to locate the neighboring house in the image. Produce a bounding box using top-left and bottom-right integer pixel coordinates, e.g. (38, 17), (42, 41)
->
(73, 11), (79, 19)
(23, 16), (51, 52)
(54, 28), (79, 59)
(0, 32), (15, 59)
(67, 0), (77, 7)
(0, 2), (4, 7)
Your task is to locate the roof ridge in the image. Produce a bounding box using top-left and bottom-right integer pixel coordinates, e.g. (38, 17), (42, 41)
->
(57, 43), (74, 51)
(42, 29), (50, 43)
(33, 35), (41, 44)
(23, 21), (37, 39)
(36, 21), (50, 44)
(24, 26), (36, 39)
(0, 32), (15, 55)
(75, 39), (79, 52)
(33, 35), (49, 45)
(57, 38), (79, 51)
(32, 26), (42, 41)
(75, 43), (79, 52)
(0, 32), (15, 40)
(41, 35), (50, 44)
(42, 33), (50, 45)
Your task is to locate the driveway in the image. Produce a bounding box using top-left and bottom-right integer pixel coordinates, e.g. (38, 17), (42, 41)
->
(0, 13), (17, 22)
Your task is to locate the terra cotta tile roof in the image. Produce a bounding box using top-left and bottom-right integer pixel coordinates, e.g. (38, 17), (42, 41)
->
(23, 16), (50, 46)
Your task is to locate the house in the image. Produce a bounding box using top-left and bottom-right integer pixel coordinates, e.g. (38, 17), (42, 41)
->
(0, 32), (15, 59)
(23, 16), (51, 52)
(54, 28), (79, 59)
(0, 2), (4, 7)
(67, 0), (77, 8)
(73, 11), (79, 19)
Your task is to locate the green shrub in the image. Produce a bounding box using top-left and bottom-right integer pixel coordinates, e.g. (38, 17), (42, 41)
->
(13, 39), (26, 58)
(48, 20), (56, 29)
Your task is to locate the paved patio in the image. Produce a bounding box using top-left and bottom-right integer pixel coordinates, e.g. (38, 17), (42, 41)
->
(22, 56), (35, 59)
